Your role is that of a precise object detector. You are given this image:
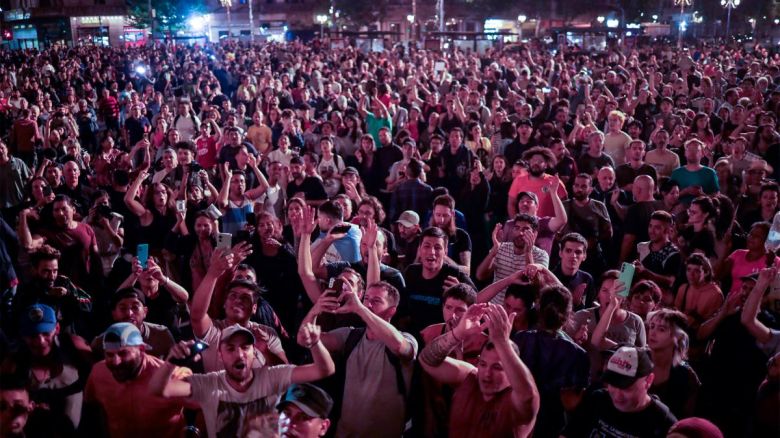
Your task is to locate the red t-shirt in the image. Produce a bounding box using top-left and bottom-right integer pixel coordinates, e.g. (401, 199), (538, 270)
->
(42, 223), (97, 286)
(85, 354), (188, 438)
(449, 372), (526, 438)
(196, 136), (219, 169)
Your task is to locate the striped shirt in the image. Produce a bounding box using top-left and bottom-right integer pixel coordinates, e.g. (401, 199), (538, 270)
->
(491, 242), (549, 304)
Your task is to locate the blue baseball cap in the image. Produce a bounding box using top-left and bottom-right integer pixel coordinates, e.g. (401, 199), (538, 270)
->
(20, 304), (57, 336)
(102, 322), (149, 351)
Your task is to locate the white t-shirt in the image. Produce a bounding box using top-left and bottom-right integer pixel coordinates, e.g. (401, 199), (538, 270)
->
(200, 320), (284, 372)
(266, 148), (293, 167)
(188, 365), (295, 438)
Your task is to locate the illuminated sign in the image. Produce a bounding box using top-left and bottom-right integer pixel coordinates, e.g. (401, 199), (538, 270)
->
(4, 10), (31, 21)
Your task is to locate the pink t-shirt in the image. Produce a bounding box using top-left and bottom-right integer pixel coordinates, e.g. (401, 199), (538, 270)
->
(508, 173), (568, 217)
(728, 249), (780, 293)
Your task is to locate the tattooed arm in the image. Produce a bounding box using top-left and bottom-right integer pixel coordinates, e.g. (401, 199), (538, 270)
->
(419, 304), (488, 385)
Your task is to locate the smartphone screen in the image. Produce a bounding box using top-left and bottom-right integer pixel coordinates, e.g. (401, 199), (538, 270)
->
(245, 211), (256, 226)
(331, 224), (351, 234)
(216, 233), (232, 250)
(617, 263), (636, 298)
(137, 244), (149, 270)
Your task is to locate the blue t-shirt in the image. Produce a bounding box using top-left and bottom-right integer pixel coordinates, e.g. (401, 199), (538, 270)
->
(318, 224), (362, 263)
(222, 201), (253, 236)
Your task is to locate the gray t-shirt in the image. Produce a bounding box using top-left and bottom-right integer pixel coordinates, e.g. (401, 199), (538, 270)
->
(188, 365), (294, 438)
(328, 327), (419, 438)
(570, 307), (646, 381)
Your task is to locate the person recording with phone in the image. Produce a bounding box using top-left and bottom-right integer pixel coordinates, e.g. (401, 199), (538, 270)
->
(114, 251), (186, 315)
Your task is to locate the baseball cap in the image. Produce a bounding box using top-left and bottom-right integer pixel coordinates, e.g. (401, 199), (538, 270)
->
(517, 191), (538, 203)
(102, 322), (149, 351)
(278, 384), (334, 419)
(602, 346), (654, 389)
(740, 272), (760, 282)
(110, 288), (146, 309)
(517, 118), (533, 127)
(20, 304), (57, 337)
(220, 324), (255, 345)
(396, 211), (420, 228)
(342, 166), (359, 176)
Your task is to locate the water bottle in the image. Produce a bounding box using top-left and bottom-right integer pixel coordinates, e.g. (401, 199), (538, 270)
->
(766, 211), (780, 254)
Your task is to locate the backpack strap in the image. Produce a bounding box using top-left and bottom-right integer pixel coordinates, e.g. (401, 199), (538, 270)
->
(384, 348), (408, 399)
(345, 327), (407, 399)
(343, 327), (366, 359)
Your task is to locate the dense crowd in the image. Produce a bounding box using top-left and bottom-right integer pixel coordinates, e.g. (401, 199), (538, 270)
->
(0, 36), (779, 438)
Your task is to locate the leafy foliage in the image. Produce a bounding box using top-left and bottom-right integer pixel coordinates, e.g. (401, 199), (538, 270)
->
(126, 0), (207, 34)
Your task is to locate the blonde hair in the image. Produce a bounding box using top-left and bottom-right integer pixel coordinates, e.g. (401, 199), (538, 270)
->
(646, 308), (690, 366)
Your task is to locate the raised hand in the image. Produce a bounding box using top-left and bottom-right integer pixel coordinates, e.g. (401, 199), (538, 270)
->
(299, 322), (322, 348)
(491, 223), (503, 248)
(453, 303), (488, 339)
(230, 241), (253, 264)
(361, 219), (378, 248)
(334, 292), (364, 315)
(484, 304), (515, 343)
(208, 248), (236, 275)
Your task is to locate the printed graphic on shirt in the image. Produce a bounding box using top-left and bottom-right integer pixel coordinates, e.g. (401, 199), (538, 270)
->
(215, 398), (276, 438)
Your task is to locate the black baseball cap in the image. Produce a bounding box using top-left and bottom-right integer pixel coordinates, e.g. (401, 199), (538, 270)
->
(278, 384), (333, 418)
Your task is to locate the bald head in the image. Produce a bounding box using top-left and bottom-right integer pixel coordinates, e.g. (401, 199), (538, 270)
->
(632, 175), (655, 202)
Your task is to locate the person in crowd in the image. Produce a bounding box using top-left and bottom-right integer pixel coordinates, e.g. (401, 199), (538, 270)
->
(561, 346), (677, 437)
(1, 304), (82, 432)
(90, 288), (175, 359)
(403, 227), (475, 335)
(615, 140), (658, 191)
(506, 175), (567, 256)
(429, 194), (472, 274)
(675, 254), (724, 335)
(190, 246), (288, 372)
(645, 129), (679, 179)
(634, 210), (681, 303)
(276, 383), (334, 438)
(626, 280), (663, 321)
(421, 301), (540, 437)
(670, 139), (719, 204)
(150, 323), (334, 438)
(507, 146), (567, 218)
(552, 233), (595, 311)
(561, 173), (614, 274)
(82, 322), (189, 438)
(718, 221), (780, 295)
(619, 175), (660, 262)
(477, 213), (549, 304)
(511, 285), (590, 437)
(645, 308), (700, 419)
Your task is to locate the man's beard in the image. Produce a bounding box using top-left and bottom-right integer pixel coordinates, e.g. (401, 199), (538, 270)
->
(529, 167), (545, 177)
(573, 192), (589, 201)
(108, 358), (143, 382)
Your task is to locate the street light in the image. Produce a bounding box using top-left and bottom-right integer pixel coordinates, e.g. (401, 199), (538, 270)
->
(315, 14), (328, 39)
(518, 15), (527, 40)
(652, 14), (658, 22)
(597, 16), (605, 24)
(675, 0), (691, 47)
(220, 0), (233, 41)
(748, 17), (756, 36)
(721, 0), (740, 37)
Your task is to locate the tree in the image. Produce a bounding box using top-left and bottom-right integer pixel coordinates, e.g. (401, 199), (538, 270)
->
(126, 0), (207, 36)
(333, 0), (391, 28)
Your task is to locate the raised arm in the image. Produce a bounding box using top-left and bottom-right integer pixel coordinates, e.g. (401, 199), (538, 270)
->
(363, 220), (381, 286)
(124, 170), (149, 217)
(217, 162), (232, 209)
(741, 267), (776, 344)
(484, 304), (540, 425)
(419, 304), (485, 385)
(190, 248), (236, 338)
(590, 295), (621, 350)
(338, 292), (413, 358)
(291, 322), (336, 383)
(146, 258), (189, 303)
(296, 205), (324, 302)
(244, 154), (270, 200)
(150, 341), (196, 399)
(548, 177), (568, 233)
(476, 224), (502, 281)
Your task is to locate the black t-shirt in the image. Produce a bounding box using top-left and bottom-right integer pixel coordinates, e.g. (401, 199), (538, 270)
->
(624, 201), (664, 243)
(447, 228), (472, 262)
(563, 389), (677, 438)
(287, 176), (327, 201)
(679, 226), (717, 259)
(402, 263), (475, 335)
